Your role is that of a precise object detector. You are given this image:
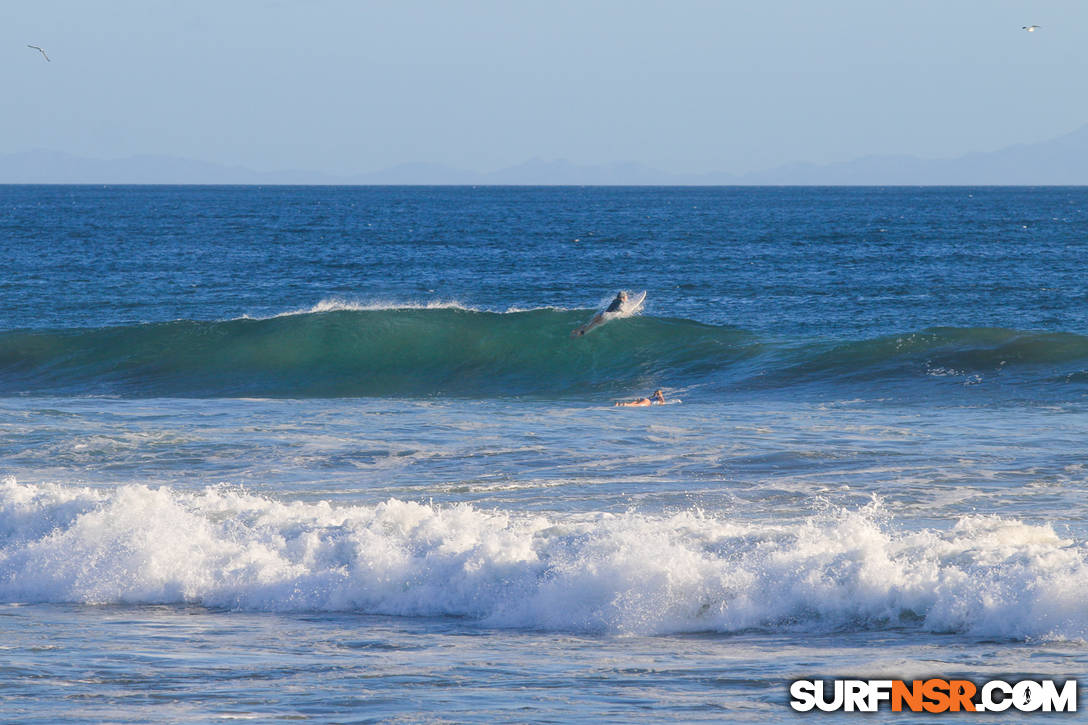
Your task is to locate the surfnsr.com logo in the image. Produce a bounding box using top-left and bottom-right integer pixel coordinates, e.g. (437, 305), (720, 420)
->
(790, 679), (1077, 713)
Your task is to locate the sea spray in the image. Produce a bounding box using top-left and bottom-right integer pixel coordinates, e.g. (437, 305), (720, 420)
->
(3, 478), (1086, 640)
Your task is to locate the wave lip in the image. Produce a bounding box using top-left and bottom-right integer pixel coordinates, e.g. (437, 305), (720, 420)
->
(266, 297), (483, 318)
(2, 478), (1086, 640)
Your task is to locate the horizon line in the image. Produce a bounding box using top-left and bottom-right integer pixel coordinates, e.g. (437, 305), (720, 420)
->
(3, 182), (1088, 188)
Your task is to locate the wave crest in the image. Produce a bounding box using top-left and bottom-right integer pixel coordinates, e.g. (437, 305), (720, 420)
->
(2, 307), (1087, 398)
(0, 307), (747, 397)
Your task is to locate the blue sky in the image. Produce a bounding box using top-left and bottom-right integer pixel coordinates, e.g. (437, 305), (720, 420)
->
(6, 0), (1087, 174)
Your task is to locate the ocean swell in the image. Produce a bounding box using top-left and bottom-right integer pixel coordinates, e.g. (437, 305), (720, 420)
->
(1, 306), (1087, 398)
(0, 307), (748, 397)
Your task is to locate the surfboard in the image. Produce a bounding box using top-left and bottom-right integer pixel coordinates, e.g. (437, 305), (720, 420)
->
(571, 291), (646, 337)
(621, 290), (646, 313)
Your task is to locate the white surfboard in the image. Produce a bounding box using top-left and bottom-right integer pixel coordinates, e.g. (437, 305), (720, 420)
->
(571, 291), (646, 337)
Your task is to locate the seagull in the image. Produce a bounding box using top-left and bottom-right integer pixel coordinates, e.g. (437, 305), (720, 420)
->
(1022, 25), (1040, 32)
(27, 44), (50, 61)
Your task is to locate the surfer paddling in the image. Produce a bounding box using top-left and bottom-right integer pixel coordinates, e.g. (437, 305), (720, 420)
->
(572, 290), (638, 337)
(604, 290), (627, 313)
(615, 389), (666, 407)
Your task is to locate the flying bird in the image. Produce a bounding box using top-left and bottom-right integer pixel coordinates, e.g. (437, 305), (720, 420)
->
(27, 44), (50, 61)
(1022, 25), (1040, 32)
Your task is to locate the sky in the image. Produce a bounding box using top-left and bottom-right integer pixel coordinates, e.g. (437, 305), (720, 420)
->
(5, 0), (1087, 175)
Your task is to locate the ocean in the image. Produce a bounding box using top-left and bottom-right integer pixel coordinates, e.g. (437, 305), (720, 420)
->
(2, 185), (1087, 722)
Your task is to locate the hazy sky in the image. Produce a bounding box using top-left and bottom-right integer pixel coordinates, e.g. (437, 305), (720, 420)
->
(5, 0), (1087, 175)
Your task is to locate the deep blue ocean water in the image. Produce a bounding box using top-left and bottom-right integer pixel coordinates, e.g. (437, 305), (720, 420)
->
(2, 185), (1088, 722)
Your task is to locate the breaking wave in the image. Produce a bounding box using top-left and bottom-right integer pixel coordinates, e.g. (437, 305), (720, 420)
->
(1, 478), (1085, 640)
(2, 304), (1087, 398)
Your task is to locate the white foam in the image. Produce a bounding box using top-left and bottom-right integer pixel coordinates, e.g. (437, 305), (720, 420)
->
(274, 297), (480, 317)
(595, 291), (645, 319)
(502, 305), (576, 313)
(237, 297), (582, 320)
(3, 477), (1086, 639)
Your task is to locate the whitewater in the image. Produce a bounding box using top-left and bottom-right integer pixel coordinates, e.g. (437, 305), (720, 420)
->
(4, 476), (1088, 641)
(3, 185), (1088, 722)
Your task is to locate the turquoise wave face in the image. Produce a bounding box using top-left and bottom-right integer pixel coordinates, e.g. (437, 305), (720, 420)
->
(0, 308), (752, 398)
(3, 307), (1088, 399)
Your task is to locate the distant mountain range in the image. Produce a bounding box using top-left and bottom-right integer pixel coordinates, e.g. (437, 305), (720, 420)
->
(3, 124), (1088, 185)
